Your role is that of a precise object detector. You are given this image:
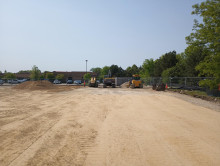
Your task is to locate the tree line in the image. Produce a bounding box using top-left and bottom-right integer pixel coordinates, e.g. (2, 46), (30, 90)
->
(1, 66), (64, 81)
(91, 0), (220, 89)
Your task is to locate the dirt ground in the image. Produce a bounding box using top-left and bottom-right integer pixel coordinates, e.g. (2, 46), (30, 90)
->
(0, 86), (220, 166)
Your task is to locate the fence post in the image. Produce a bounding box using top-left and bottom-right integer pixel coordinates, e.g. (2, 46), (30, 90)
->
(170, 77), (172, 88)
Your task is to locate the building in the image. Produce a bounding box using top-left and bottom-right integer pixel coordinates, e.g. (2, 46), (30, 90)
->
(2, 71), (96, 83)
(52, 71), (96, 83)
(15, 73), (31, 80)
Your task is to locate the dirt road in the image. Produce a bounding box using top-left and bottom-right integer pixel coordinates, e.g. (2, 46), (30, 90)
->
(0, 86), (220, 166)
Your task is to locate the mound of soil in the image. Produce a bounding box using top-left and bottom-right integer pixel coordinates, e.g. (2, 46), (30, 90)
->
(120, 82), (129, 88)
(13, 80), (55, 90)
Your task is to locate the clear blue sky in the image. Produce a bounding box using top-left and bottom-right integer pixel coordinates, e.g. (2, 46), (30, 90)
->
(0, 0), (203, 73)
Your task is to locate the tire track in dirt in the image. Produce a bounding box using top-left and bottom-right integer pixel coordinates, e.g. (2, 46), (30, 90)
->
(138, 95), (220, 165)
(1, 87), (220, 166)
(0, 90), (75, 166)
(8, 89), (115, 166)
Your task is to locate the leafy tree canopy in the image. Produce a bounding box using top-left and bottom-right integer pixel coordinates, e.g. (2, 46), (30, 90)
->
(141, 59), (154, 77)
(18, 70), (31, 73)
(55, 74), (64, 80)
(83, 73), (91, 81)
(90, 67), (102, 76)
(101, 66), (110, 76)
(109, 65), (125, 77)
(30, 65), (41, 80)
(46, 73), (55, 80)
(154, 51), (177, 76)
(4, 72), (16, 79)
(186, 0), (220, 89)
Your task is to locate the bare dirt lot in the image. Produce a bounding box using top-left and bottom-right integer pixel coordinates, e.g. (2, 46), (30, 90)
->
(0, 86), (220, 166)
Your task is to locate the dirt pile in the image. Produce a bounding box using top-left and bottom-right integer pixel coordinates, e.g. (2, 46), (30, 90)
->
(120, 82), (129, 88)
(13, 80), (55, 90)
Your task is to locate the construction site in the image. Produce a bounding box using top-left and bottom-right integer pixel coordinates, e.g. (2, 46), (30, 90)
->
(1, 0), (220, 165)
(0, 80), (220, 166)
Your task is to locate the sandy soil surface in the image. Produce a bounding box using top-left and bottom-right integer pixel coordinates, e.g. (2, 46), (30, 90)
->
(0, 86), (220, 166)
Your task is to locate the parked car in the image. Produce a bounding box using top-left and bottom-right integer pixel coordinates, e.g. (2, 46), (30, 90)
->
(8, 79), (12, 83)
(66, 80), (73, 84)
(11, 79), (19, 84)
(0, 79), (4, 85)
(18, 79), (27, 83)
(74, 80), (82, 84)
(53, 79), (61, 84)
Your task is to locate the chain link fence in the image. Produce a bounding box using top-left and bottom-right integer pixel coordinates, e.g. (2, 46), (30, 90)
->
(141, 77), (220, 97)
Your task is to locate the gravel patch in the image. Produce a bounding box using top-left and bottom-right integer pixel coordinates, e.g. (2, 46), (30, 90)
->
(165, 90), (220, 112)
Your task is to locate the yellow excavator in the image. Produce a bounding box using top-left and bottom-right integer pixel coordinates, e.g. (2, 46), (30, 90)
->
(103, 70), (115, 88)
(129, 74), (143, 88)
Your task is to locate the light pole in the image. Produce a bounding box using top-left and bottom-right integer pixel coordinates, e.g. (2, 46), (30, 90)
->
(85, 60), (88, 73)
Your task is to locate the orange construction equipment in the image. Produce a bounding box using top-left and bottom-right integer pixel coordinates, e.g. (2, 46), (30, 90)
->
(128, 74), (143, 88)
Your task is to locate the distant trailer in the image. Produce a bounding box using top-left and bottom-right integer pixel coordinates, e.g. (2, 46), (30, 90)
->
(115, 77), (132, 86)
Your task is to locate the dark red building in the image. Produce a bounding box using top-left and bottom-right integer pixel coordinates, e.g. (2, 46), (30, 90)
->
(10, 71), (96, 83)
(52, 71), (95, 82)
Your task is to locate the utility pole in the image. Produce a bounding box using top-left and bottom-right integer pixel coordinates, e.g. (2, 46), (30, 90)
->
(86, 60), (88, 73)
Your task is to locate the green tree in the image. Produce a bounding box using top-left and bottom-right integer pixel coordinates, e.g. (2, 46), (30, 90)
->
(141, 59), (155, 77)
(90, 67), (102, 76)
(30, 65), (41, 80)
(154, 51), (178, 76)
(125, 66), (132, 77)
(55, 74), (64, 80)
(109, 65), (125, 77)
(46, 72), (55, 80)
(4, 72), (16, 79)
(90, 67), (102, 80)
(101, 66), (110, 76)
(154, 59), (163, 77)
(18, 70), (31, 73)
(130, 64), (140, 75)
(161, 51), (178, 70)
(84, 73), (91, 82)
(196, 55), (220, 89)
(39, 74), (45, 80)
(186, 0), (220, 89)
(109, 65), (119, 77)
(185, 44), (208, 76)
(161, 53), (187, 78)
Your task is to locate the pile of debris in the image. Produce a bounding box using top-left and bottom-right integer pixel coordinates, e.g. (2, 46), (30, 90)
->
(13, 80), (55, 90)
(152, 83), (166, 91)
(120, 82), (129, 88)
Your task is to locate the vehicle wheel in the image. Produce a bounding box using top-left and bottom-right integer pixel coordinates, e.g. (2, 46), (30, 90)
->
(131, 84), (135, 89)
(140, 84), (143, 88)
(103, 84), (107, 88)
(112, 84), (115, 88)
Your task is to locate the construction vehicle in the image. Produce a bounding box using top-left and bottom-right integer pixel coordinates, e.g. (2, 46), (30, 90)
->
(129, 74), (143, 88)
(152, 83), (165, 91)
(103, 70), (115, 88)
(89, 77), (98, 87)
